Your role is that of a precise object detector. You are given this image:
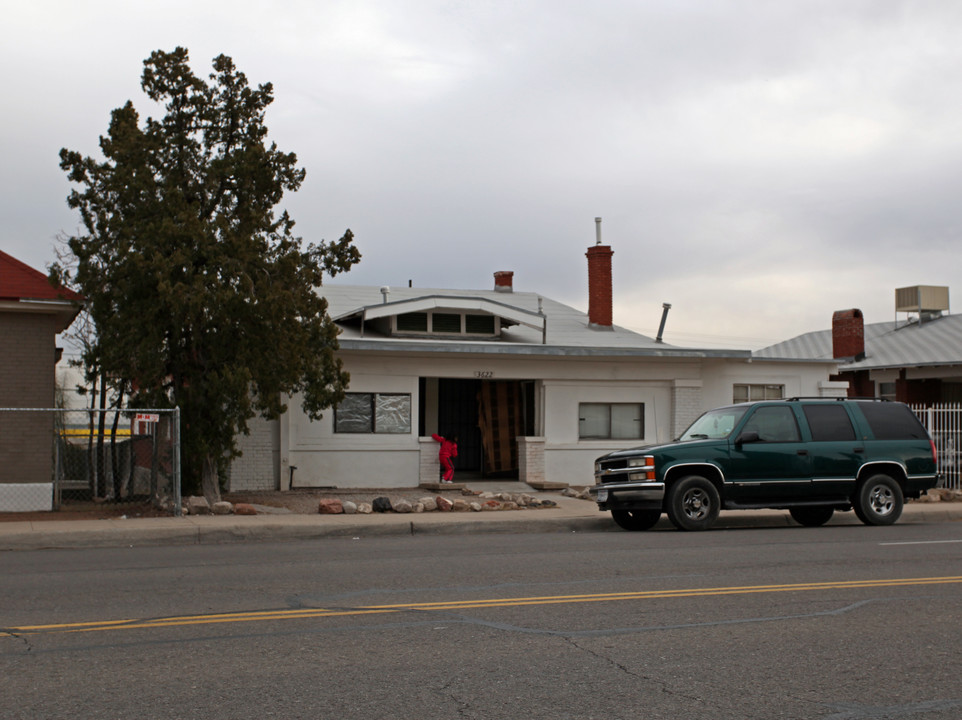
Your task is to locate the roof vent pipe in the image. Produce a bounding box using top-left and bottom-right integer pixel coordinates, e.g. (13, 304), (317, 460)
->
(380, 286), (390, 304)
(655, 303), (671, 343)
(595, 217), (602, 245)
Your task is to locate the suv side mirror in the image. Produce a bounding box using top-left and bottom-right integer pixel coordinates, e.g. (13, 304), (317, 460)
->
(735, 430), (760, 446)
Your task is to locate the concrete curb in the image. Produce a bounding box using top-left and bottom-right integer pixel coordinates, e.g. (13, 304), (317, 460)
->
(0, 500), (959, 551)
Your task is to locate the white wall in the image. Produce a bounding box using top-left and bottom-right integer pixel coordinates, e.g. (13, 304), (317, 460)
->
(280, 351), (842, 489)
(700, 358), (845, 408)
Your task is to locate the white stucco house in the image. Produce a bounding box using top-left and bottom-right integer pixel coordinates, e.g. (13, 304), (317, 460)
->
(227, 239), (846, 492)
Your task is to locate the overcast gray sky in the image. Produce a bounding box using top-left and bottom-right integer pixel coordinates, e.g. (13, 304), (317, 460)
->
(4, 0), (962, 349)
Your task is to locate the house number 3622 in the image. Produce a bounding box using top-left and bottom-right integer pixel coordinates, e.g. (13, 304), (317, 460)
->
(474, 371), (494, 379)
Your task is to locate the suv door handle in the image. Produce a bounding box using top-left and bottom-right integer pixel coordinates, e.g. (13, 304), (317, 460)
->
(853, 447), (864, 453)
(797, 450), (808, 456)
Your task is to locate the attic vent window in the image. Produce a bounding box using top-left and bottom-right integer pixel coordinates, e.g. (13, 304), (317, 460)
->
(466, 314), (495, 334)
(432, 313), (461, 333)
(392, 310), (500, 338)
(397, 312), (428, 332)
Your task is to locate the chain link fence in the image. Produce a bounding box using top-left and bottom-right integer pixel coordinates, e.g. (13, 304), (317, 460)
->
(0, 408), (181, 514)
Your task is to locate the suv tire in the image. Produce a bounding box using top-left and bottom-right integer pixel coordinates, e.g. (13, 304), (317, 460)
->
(666, 475), (720, 531)
(854, 474), (904, 526)
(611, 509), (661, 531)
(789, 506), (835, 527)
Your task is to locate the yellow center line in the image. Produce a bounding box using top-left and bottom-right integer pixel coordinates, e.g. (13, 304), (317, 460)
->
(5, 575), (961, 637)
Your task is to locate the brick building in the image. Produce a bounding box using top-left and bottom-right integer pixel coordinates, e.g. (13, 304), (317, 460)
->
(756, 286), (962, 404)
(0, 250), (82, 510)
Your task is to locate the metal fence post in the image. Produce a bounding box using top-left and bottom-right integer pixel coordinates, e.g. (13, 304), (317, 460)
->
(172, 406), (182, 517)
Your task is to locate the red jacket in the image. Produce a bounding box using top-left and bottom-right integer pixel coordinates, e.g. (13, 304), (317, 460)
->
(432, 434), (458, 459)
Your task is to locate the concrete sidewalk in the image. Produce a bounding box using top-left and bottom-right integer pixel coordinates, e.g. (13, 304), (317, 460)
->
(1, 496), (960, 551)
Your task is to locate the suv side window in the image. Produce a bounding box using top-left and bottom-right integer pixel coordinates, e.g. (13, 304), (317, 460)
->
(744, 406), (801, 442)
(803, 404), (856, 441)
(858, 402), (928, 440)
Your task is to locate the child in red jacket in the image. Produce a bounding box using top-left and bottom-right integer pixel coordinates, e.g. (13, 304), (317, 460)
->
(431, 433), (459, 483)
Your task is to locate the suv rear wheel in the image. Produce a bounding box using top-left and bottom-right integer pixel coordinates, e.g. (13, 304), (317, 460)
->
(789, 506), (835, 527)
(854, 474), (903, 526)
(611, 509), (661, 531)
(666, 475), (720, 531)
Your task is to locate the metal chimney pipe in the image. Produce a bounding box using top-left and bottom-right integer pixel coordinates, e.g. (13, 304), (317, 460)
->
(380, 286), (390, 304)
(594, 217), (602, 245)
(655, 303), (672, 343)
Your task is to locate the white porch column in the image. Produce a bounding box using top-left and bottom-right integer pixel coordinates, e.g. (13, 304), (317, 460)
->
(671, 379), (703, 439)
(419, 436), (441, 485)
(517, 436), (546, 485)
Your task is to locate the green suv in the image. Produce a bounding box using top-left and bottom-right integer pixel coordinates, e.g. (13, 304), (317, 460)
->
(590, 398), (939, 531)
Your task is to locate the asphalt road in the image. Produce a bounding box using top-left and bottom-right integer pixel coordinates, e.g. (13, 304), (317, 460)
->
(3, 522), (962, 719)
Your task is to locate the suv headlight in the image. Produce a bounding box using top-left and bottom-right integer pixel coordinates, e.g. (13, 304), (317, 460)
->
(627, 455), (656, 481)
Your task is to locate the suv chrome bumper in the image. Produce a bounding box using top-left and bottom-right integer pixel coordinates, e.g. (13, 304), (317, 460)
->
(589, 481), (665, 504)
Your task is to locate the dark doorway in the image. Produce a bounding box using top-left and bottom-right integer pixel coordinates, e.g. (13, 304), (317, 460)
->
(423, 377), (537, 480)
(438, 378), (482, 473)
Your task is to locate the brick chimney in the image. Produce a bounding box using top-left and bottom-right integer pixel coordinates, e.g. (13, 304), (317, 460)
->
(586, 244), (614, 328)
(832, 309), (865, 359)
(493, 271), (513, 293)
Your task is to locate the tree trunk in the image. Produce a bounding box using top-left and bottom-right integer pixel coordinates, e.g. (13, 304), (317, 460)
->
(201, 455), (221, 505)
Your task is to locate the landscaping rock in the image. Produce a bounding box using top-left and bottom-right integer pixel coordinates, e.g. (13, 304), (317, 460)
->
(186, 496), (211, 515)
(356, 502), (373, 514)
(436, 496), (453, 512)
(469, 502), (482, 512)
(451, 499), (470, 512)
(394, 499), (413, 513)
(372, 496), (393, 513)
(419, 496), (437, 512)
(234, 503), (258, 516)
(318, 499), (344, 514)
(212, 501), (233, 515)
(342, 501), (357, 514)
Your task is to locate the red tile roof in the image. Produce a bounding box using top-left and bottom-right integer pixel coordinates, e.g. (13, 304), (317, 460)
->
(0, 250), (83, 303)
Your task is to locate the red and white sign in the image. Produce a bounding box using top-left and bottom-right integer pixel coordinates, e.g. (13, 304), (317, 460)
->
(135, 413), (160, 423)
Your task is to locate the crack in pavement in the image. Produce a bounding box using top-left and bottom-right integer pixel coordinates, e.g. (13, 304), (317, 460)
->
(820, 699), (962, 718)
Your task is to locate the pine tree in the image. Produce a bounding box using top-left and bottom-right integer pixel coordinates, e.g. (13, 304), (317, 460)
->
(55, 47), (360, 500)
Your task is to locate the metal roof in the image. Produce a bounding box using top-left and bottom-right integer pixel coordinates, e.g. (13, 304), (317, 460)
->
(755, 313), (962, 370)
(321, 284), (751, 359)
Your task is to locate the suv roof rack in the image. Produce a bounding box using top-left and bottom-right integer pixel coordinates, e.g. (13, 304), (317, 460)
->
(783, 396), (888, 402)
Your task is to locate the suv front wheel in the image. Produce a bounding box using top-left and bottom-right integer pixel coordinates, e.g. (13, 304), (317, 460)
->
(666, 475), (720, 531)
(854, 474), (904, 526)
(611, 509), (661, 531)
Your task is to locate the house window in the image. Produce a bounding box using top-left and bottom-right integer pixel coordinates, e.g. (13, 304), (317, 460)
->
(733, 384), (784, 403)
(393, 310), (499, 338)
(579, 403), (644, 440)
(335, 393), (411, 434)
(397, 312), (428, 332)
(878, 382), (896, 401)
(465, 314), (495, 334)
(431, 313), (462, 333)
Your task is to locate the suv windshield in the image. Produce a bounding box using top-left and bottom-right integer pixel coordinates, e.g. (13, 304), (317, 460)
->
(679, 406), (749, 441)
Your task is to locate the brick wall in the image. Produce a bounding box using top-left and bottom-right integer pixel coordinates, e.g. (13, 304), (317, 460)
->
(585, 245), (614, 327)
(671, 382), (703, 439)
(419, 436), (441, 484)
(226, 415), (280, 492)
(0, 313), (57, 485)
(517, 436), (545, 484)
(832, 309), (864, 359)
